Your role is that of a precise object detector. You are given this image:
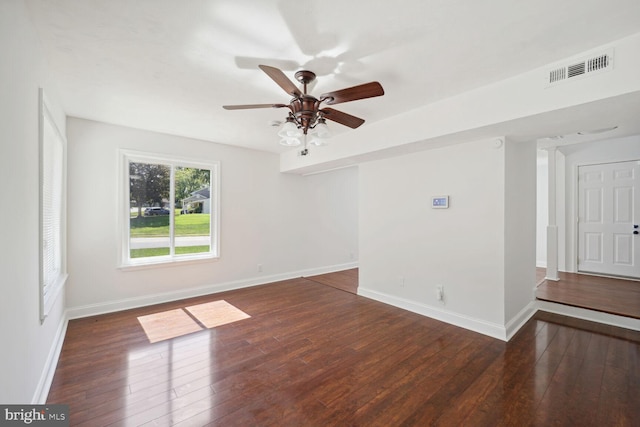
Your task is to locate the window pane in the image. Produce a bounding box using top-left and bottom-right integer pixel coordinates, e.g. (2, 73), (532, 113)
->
(129, 162), (171, 258)
(42, 116), (63, 293)
(175, 167), (211, 255)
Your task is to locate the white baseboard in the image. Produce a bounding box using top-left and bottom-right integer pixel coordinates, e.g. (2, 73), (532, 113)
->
(536, 300), (640, 331)
(301, 261), (358, 277)
(357, 287), (508, 341)
(505, 302), (537, 340)
(32, 312), (68, 404)
(67, 262), (358, 320)
(536, 260), (547, 268)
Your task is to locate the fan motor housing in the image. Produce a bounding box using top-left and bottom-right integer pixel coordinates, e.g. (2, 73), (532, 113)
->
(290, 95), (320, 131)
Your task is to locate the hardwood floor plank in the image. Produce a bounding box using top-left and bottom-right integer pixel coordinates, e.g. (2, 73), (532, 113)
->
(401, 340), (506, 426)
(535, 269), (640, 319)
(597, 364), (640, 426)
(352, 335), (492, 426)
(47, 272), (640, 426)
(556, 361), (605, 426)
(305, 268), (358, 294)
(534, 354), (586, 426)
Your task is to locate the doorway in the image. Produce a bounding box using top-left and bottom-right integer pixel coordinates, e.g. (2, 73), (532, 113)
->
(577, 160), (640, 278)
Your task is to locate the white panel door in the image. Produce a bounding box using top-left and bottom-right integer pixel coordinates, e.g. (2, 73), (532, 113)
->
(578, 160), (640, 278)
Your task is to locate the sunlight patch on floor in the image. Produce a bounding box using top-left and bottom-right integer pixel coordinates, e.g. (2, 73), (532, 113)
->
(137, 300), (251, 343)
(185, 300), (251, 328)
(137, 308), (203, 343)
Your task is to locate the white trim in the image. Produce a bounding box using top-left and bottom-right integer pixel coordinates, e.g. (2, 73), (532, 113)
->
(569, 156), (640, 274)
(66, 262), (358, 320)
(118, 149), (220, 268)
(357, 287), (508, 341)
(39, 88), (67, 323)
(574, 158), (640, 277)
(32, 311), (68, 404)
(505, 301), (537, 340)
(569, 161), (579, 272)
(546, 147), (558, 279)
(117, 254), (218, 271)
(301, 261), (358, 277)
(536, 300), (640, 331)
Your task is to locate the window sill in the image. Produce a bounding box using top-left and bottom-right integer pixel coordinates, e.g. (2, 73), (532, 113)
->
(118, 254), (219, 271)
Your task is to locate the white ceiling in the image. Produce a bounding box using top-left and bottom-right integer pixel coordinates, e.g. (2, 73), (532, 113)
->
(25, 0), (640, 153)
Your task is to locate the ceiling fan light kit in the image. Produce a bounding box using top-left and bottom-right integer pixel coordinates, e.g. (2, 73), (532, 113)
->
(277, 117), (303, 138)
(279, 137), (302, 147)
(223, 64), (384, 152)
(310, 118), (331, 139)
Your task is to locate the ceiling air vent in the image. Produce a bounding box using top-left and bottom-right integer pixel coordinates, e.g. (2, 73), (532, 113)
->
(567, 62), (585, 78)
(549, 67), (566, 83)
(547, 49), (613, 87)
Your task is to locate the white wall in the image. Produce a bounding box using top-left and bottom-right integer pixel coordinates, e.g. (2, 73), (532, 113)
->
(560, 134), (640, 272)
(536, 148), (568, 272)
(358, 137), (537, 339)
(0, 0), (67, 403)
(303, 167), (359, 264)
(504, 140), (537, 325)
(358, 138), (510, 338)
(65, 118), (358, 315)
(536, 150), (548, 267)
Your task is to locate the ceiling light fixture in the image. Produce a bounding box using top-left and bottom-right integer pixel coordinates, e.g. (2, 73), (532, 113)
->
(577, 126), (618, 135)
(278, 115), (332, 148)
(223, 65), (384, 152)
(540, 135), (564, 141)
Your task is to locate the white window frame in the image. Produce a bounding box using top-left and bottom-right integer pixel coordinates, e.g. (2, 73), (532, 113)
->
(39, 88), (68, 322)
(118, 149), (220, 269)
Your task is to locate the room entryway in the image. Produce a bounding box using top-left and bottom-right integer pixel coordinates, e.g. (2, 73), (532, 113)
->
(536, 267), (640, 319)
(578, 160), (640, 279)
(305, 268), (358, 294)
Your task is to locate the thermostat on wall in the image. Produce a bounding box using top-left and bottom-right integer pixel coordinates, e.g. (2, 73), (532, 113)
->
(431, 195), (449, 209)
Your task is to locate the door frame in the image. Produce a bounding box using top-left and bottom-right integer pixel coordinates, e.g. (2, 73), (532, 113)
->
(572, 157), (640, 278)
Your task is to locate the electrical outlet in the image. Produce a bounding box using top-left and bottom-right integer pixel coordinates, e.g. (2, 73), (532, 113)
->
(436, 285), (444, 301)
(257, 264), (263, 272)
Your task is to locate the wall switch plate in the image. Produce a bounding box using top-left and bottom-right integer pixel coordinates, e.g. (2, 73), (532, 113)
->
(431, 195), (449, 209)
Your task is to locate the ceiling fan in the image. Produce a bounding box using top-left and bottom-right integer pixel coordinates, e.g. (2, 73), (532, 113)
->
(223, 65), (384, 147)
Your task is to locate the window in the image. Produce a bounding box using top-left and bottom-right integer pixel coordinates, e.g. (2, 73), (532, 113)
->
(120, 150), (219, 267)
(39, 89), (67, 322)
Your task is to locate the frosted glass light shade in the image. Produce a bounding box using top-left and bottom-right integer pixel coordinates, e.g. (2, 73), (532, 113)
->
(279, 137), (301, 147)
(310, 121), (331, 139)
(278, 121), (303, 138)
(309, 138), (328, 146)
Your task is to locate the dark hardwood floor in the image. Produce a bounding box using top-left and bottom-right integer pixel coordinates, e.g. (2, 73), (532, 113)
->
(536, 268), (640, 319)
(305, 268), (358, 294)
(48, 273), (640, 426)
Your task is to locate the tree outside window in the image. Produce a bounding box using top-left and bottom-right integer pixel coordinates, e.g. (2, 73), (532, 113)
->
(121, 152), (218, 266)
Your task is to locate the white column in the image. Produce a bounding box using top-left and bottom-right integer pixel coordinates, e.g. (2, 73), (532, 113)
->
(546, 147), (559, 281)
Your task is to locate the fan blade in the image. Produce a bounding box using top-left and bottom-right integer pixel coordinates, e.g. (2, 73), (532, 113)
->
(321, 82), (384, 105)
(223, 103), (287, 110)
(259, 65), (302, 97)
(321, 107), (365, 129)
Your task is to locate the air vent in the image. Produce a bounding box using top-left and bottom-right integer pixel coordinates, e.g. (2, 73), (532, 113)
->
(549, 67), (566, 83)
(587, 54), (609, 72)
(547, 49), (613, 86)
(567, 62), (585, 78)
